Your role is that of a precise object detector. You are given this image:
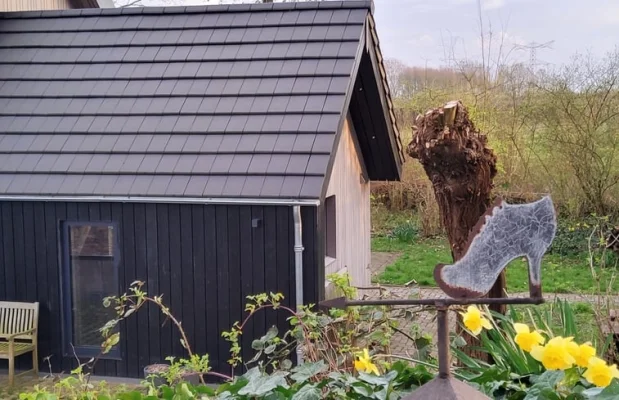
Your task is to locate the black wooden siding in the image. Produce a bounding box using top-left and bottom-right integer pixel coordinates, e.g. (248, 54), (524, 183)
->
(0, 201), (318, 378)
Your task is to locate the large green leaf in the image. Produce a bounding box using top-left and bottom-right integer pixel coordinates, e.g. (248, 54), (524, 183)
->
(290, 360), (328, 383)
(583, 379), (619, 399)
(238, 374), (289, 396)
(290, 384), (322, 400)
(358, 370), (397, 386)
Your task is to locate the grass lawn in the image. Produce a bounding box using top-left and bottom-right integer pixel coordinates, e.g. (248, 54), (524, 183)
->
(373, 236), (619, 293)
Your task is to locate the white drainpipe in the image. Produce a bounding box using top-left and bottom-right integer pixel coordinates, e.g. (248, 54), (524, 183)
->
(292, 205), (304, 365)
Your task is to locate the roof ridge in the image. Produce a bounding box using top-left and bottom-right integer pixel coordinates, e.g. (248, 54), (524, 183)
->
(0, 1), (373, 19)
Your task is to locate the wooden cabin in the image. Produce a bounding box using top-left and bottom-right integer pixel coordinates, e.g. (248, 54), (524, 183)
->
(0, 1), (403, 378)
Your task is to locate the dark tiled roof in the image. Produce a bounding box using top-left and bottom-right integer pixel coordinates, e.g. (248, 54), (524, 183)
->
(0, 1), (400, 201)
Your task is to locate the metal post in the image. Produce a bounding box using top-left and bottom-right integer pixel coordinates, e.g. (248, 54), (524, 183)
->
(437, 306), (450, 379)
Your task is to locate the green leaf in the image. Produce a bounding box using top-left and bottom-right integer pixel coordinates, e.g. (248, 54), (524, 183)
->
(586, 379), (619, 399)
(265, 344), (277, 355)
(263, 326), (279, 342)
(290, 384), (322, 400)
(194, 385), (216, 395)
(238, 374), (289, 396)
(252, 339), (265, 350)
(358, 371), (397, 386)
(281, 359), (293, 370)
(531, 370), (565, 387)
(177, 383), (195, 399)
(116, 392), (145, 400)
(291, 361), (328, 383)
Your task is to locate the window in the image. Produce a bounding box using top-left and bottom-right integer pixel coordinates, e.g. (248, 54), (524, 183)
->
(61, 222), (120, 359)
(325, 195), (336, 258)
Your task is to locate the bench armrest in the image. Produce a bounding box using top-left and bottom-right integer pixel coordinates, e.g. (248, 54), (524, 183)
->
(6, 328), (37, 341)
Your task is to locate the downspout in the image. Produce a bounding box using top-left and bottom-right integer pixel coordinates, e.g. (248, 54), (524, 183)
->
(292, 205), (304, 365)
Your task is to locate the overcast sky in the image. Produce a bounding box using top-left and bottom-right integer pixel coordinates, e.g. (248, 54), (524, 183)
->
(124, 0), (619, 68)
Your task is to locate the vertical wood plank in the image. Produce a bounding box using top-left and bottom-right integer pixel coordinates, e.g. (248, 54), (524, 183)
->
(156, 204), (172, 364)
(134, 203), (150, 375)
(22, 202), (37, 306)
(215, 205), (229, 374)
(145, 203), (161, 364)
(180, 205), (195, 353)
(203, 205), (219, 371)
(0, 203), (5, 300)
(191, 205), (206, 356)
(1, 203), (16, 301)
(61, 202), (75, 373)
(44, 202), (60, 371)
(168, 204), (183, 356)
(263, 206), (277, 333)
(275, 207), (290, 330)
(238, 206), (254, 362)
(12, 202), (26, 302)
(250, 206), (265, 341)
(324, 116), (372, 288)
(33, 203), (47, 372)
(227, 205), (241, 333)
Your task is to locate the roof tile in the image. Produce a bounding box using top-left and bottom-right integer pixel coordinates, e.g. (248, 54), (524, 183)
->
(0, 3), (375, 200)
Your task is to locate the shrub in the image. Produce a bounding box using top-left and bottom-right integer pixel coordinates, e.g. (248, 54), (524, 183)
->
(390, 220), (419, 243)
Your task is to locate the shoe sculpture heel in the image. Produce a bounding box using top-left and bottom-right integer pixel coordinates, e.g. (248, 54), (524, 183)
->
(434, 196), (557, 299)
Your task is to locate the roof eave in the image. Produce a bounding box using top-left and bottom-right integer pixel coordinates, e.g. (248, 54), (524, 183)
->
(318, 13), (369, 201)
(366, 14), (405, 179)
(69, 0), (101, 8)
(0, 195), (320, 206)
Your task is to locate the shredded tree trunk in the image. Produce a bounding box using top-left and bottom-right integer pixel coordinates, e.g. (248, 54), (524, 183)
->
(407, 100), (505, 300)
(407, 101), (505, 358)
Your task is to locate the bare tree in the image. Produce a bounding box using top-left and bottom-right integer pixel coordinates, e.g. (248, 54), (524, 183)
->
(535, 50), (619, 215)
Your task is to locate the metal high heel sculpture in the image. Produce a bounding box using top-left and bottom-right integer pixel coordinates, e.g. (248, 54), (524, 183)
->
(320, 197), (557, 399)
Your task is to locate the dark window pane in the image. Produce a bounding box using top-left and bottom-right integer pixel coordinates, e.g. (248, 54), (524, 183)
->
(326, 195), (336, 258)
(66, 223), (119, 350)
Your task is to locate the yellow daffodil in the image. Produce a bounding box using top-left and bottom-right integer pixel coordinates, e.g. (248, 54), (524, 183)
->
(530, 336), (576, 370)
(583, 357), (619, 387)
(459, 305), (493, 336)
(514, 323), (545, 352)
(569, 342), (596, 368)
(354, 349), (379, 375)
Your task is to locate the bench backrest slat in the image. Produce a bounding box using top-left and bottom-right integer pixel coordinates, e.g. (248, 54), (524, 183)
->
(0, 301), (39, 340)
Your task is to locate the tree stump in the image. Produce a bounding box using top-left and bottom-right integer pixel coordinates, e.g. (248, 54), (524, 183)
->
(407, 100), (505, 359)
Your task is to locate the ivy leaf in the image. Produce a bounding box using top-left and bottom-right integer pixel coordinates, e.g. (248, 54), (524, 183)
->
(262, 326), (279, 342)
(238, 375), (289, 396)
(252, 339), (265, 350)
(358, 371), (397, 386)
(281, 359), (293, 370)
(351, 383), (372, 397)
(585, 379), (619, 399)
(291, 361), (328, 383)
(264, 344), (277, 355)
(531, 370), (565, 387)
(290, 384), (322, 400)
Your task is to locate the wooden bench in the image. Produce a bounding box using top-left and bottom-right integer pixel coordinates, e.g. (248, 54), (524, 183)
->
(0, 301), (39, 387)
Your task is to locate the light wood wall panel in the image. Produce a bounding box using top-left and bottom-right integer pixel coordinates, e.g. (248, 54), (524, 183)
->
(325, 114), (371, 290)
(0, 0), (74, 12)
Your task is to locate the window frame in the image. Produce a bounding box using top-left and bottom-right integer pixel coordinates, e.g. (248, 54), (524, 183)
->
(60, 220), (121, 360)
(325, 195), (337, 259)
